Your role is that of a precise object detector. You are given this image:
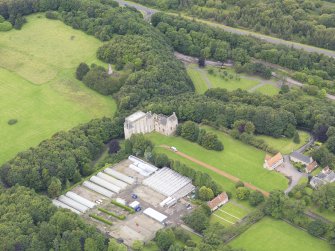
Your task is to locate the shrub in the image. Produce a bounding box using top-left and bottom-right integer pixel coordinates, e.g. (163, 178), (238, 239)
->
(235, 181), (244, 188)
(0, 21), (12, 31)
(236, 187), (251, 200)
(248, 191), (265, 207)
(98, 208), (126, 220)
(7, 119), (18, 125)
(45, 11), (59, 20)
(89, 214), (113, 225)
(111, 200), (135, 213)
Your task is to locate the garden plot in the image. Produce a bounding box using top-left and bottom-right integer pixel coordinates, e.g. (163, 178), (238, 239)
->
(210, 202), (250, 226)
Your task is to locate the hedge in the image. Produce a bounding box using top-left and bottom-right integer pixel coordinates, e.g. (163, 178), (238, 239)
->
(89, 214), (113, 225)
(98, 208), (126, 220)
(111, 200), (135, 213)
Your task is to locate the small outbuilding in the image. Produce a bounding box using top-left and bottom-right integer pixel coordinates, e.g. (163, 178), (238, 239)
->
(207, 192), (229, 212)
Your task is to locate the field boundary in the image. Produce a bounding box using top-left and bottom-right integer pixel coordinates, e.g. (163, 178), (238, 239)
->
(160, 145), (270, 196)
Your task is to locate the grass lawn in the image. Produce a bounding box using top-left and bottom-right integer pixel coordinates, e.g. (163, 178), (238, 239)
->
(210, 201), (251, 227)
(147, 126), (288, 192)
(187, 65), (209, 94)
(256, 131), (310, 154)
(254, 84), (279, 96)
(0, 14), (116, 164)
(207, 67), (259, 90)
(230, 217), (333, 251)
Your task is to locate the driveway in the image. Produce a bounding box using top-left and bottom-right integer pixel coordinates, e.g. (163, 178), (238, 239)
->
(276, 155), (307, 194)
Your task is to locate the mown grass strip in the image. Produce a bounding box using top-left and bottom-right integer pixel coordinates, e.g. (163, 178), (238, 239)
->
(98, 208), (126, 220)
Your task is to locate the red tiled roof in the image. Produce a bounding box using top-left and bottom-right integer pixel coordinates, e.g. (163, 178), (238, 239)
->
(265, 152), (283, 168)
(306, 161), (318, 173)
(207, 192), (228, 210)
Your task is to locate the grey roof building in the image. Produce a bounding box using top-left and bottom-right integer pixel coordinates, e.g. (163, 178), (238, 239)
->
(310, 166), (335, 189)
(290, 151), (313, 165)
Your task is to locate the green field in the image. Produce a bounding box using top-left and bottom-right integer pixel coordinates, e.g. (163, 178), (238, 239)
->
(254, 84), (280, 96)
(0, 15), (116, 164)
(147, 126), (288, 192)
(186, 64), (279, 95)
(230, 217), (333, 251)
(256, 131), (310, 154)
(210, 202), (251, 227)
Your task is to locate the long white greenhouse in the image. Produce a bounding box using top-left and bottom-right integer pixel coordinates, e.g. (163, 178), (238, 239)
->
(90, 176), (121, 193)
(96, 172), (127, 189)
(58, 195), (89, 213)
(52, 199), (81, 214)
(128, 155), (158, 176)
(104, 168), (135, 184)
(65, 191), (96, 208)
(143, 167), (194, 199)
(82, 181), (114, 198)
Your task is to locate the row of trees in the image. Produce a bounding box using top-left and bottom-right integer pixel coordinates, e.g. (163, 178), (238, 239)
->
(176, 121), (223, 151)
(151, 13), (335, 93)
(132, 0), (335, 51)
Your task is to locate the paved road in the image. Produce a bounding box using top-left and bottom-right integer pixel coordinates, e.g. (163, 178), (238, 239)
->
(115, 0), (335, 58)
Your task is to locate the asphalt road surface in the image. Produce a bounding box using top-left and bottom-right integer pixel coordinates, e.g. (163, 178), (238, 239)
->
(115, 0), (335, 58)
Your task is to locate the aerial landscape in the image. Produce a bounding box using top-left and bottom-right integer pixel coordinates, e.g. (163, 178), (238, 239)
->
(1, 0), (335, 250)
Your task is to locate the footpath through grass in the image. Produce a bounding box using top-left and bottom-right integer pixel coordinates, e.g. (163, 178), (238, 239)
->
(0, 14), (116, 164)
(147, 126), (288, 192)
(229, 217), (333, 251)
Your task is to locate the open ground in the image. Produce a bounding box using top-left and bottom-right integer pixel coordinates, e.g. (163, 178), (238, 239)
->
(0, 14), (116, 164)
(229, 217), (333, 251)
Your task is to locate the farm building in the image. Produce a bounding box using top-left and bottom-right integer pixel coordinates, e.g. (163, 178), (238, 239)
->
(52, 199), (81, 214)
(82, 181), (115, 198)
(104, 168), (135, 184)
(290, 151), (313, 165)
(263, 152), (284, 170)
(143, 167), (195, 199)
(90, 176), (121, 193)
(143, 208), (168, 223)
(208, 192), (229, 212)
(65, 192), (96, 208)
(58, 195), (89, 213)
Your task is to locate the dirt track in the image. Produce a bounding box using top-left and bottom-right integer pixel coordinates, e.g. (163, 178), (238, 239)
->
(161, 145), (270, 197)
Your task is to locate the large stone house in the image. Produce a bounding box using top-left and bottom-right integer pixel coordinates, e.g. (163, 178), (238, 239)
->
(124, 111), (178, 139)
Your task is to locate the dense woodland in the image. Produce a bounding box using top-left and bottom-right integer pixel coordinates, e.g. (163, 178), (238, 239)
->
(151, 13), (335, 93)
(132, 0), (335, 51)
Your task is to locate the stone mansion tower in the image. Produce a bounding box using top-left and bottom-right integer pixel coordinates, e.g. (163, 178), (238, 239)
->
(124, 111), (178, 139)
